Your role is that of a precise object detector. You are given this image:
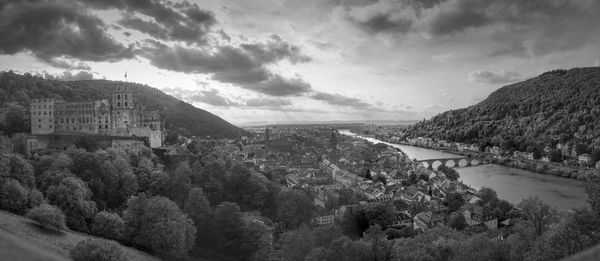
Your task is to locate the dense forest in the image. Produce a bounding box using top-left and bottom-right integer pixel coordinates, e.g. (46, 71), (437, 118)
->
(409, 67), (600, 159)
(0, 71), (247, 139)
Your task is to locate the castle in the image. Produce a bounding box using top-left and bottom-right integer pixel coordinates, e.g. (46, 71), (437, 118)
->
(26, 84), (164, 154)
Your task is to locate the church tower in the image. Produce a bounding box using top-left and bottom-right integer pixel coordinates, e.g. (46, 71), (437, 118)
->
(265, 127), (271, 143)
(329, 128), (338, 161)
(111, 84), (134, 133)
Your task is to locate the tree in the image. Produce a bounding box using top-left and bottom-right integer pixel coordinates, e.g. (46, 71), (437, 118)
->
(225, 164), (268, 210)
(438, 165), (460, 180)
(0, 179), (29, 214)
(213, 202), (246, 255)
(449, 213), (467, 230)
(123, 194), (196, 258)
(276, 189), (314, 230)
(91, 211), (125, 241)
(70, 239), (126, 261)
(165, 163), (192, 207)
(46, 176), (97, 232)
(184, 187), (212, 236)
(0, 105), (28, 135)
(133, 157), (167, 195)
(0, 152), (36, 188)
(549, 149), (562, 162)
(26, 203), (66, 231)
(517, 196), (557, 236)
(305, 247), (332, 261)
(362, 203), (396, 229)
(445, 192), (465, 212)
(478, 187), (499, 206)
(279, 226), (316, 261)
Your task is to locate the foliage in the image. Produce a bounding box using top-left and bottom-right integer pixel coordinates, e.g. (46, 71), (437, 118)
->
(449, 213), (467, 231)
(26, 203), (66, 231)
(184, 187), (212, 232)
(304, 247), (333, 261)
(27, 188), (44, 208)
(517, 196), (557, 236)
(0, 152), (36, 188)
(408, 67), (600, 158)
(275, 189), (314, 230)
(445, 192), (465, 212)
(46, 176), (97, 232)
(70, 238), (126, 261)
(123, 194), (196, 258)
(91, 211), (125, 241)
(0, 179), (29, 214)
(0, 104), (29, 135)
(438, 165), (460, 180)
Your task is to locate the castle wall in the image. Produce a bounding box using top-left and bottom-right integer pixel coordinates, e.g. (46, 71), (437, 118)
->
(30, 98), (56, 134)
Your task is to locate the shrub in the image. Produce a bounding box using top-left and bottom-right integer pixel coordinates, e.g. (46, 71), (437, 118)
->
(27, 188), (45, 208)
(123, 194), (196, 258)
(70, 238), (126, 261)
(91, 211), (125, 241)
(26, 203), (66, 231)
(0, 179), (29, 214)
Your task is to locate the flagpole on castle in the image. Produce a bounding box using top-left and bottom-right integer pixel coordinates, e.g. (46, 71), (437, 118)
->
(125, 71), (128, 82)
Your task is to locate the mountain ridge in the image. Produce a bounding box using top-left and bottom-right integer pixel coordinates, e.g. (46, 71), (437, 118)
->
(408, 67), (600, 156)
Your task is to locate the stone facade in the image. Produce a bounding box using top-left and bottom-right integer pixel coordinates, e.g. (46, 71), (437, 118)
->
(28, 83), (164, 154)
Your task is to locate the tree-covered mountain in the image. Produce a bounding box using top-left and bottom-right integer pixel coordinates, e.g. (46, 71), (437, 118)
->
(409, 67), (600, 157)
(0, 71), (247, 139)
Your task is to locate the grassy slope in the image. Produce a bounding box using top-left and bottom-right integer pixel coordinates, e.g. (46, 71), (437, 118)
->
(0, 210), (161, 261)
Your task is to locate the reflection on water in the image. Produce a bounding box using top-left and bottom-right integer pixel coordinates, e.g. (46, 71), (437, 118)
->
(458, 165), (587, 209)
(340, 130), (588, 210)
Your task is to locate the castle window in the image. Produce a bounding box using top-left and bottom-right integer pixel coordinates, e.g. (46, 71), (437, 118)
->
(49, 125), (52, 128)
(38, 119), (41, 123)
(125, 94), (128, 99)
(117, 102), (121, 107)
(43, 111), (47, 115)
(117, 94), (121, 100)
(49, 111), (52, 115)
(125, 102), (128, 107)
(38, 125), (41, 129)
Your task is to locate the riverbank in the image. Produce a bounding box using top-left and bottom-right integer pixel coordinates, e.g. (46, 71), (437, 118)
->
(344, 129), (597, 180)
(375, 138), (597, 181)
(341, 130), (588, 209)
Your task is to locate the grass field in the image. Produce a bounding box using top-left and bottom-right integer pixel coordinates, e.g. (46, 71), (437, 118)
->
(0, 210), (161, 261)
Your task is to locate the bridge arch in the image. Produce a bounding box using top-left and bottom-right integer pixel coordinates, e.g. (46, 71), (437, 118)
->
(431, 160), (443, 170)
(445, 160), (456, 168)
(458, 158), (469, 167)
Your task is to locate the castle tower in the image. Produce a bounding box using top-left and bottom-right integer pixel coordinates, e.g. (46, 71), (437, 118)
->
(111, 84), (134, 133)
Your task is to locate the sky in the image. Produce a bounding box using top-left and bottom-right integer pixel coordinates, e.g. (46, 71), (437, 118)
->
(1, 0), (600, 125)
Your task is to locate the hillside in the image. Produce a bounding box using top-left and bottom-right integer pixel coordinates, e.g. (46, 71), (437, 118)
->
(0, 71), (247, 139)
(408, 67), (600, 156)
(0, 210), (160, 261)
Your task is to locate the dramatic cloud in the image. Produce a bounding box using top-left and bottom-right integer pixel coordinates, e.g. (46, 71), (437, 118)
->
(39, 70), (95, 81)
(343, 0), (600, 57)
(245, 97), (292, 107)
(468, 69), (522, 84)
(141, 38), (313, 96)
(311, 92), (371, 108)
(85, 0), (216, 45)
(0, 0), (134, 66)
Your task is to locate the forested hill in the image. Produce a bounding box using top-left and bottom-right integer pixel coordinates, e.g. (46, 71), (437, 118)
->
(0, 71), (247, 139)
(408, 67), (600, 153)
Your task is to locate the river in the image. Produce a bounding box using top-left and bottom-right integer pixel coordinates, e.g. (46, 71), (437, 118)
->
(340, 130), (588, 210)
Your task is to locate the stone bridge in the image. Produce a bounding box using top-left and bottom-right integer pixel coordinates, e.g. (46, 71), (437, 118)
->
(418, 157), (486, 170)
